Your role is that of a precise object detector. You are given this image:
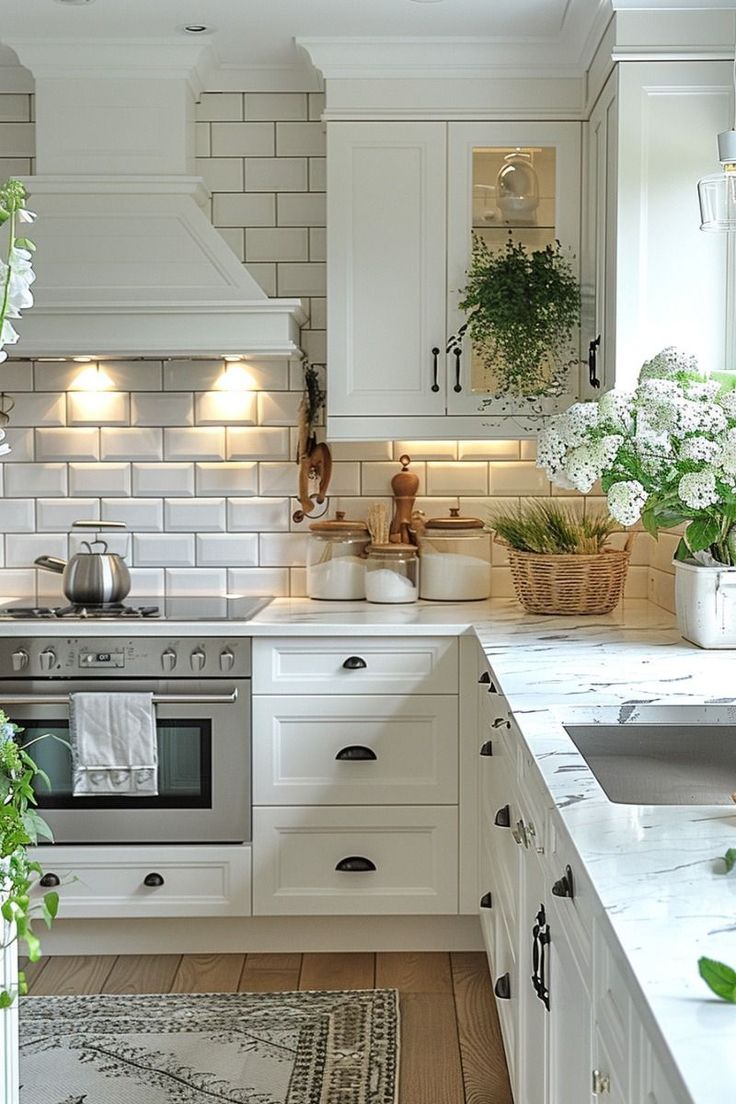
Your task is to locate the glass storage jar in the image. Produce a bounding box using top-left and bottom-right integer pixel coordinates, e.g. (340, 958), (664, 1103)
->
(416, 508), (491, 601)
(307, 512), (370, 600)
(365, 544), (419, 604)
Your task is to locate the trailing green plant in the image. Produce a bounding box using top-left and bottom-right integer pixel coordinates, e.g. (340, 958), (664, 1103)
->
(456, 233), (581, 400)
(0, 713), (60, 1007)
(490, 501), (616, 556)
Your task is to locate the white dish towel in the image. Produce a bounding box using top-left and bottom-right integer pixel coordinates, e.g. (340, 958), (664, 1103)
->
(70, 692), (158, 796)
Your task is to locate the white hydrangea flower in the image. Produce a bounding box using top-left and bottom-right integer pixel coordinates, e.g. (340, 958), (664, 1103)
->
(719, 390), (736, 418)
(686, 379), (720, 401)
(607, 480), (648, 527)
(563, 446), (599, 493)
(554, 402), (600, 447)
(678, 469), (719, 510)
(717, 427), (736, 477)
(679, 436), (719, 463)
(536, 426), (567, 478)
(598, 388), (634, 432)
(638, 347), (702, 382)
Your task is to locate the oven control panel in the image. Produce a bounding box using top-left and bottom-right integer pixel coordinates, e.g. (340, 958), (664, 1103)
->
(0, 638), (252, 679)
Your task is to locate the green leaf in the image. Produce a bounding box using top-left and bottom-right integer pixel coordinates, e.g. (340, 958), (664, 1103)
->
(0, 990), (13, 1009)
(684, 517), (721, 554)
(723, 849), (736, 873)
(674, 538), (691, 562)
(42, 890), (59, 925)
(14, 236), (35, 251)
(641, 508), (659, 539)
(699, 957), (736, 1002)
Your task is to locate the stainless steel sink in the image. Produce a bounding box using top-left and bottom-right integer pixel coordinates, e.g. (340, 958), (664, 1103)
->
(561, 705), (736, 806)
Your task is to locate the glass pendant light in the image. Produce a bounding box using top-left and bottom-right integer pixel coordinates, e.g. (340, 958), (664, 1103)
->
(698, 50), (736, 232)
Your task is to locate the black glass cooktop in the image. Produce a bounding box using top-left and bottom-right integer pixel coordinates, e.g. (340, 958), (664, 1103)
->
(0, 596), (273, 622)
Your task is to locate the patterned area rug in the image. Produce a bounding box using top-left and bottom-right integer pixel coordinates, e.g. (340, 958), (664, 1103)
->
(19, 988), (399, 1103)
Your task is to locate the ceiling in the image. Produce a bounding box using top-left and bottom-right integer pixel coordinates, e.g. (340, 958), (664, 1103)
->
(0, 0), (593, 70)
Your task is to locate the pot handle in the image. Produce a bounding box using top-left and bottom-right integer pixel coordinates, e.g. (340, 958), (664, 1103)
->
(34, 556), (66, 574)
(81, 539), (109, 554)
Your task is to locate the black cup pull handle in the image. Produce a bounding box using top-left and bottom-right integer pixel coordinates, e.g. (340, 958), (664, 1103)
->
(39, 872), (60, 888)
(551, 864), (575, 900)
(143, 872), (165, 888)
(588, 334), (601, 389)
(479, 740), (493, 757)
(335, 856), (376, 873)
(494, 804), (511, 828)
(453, 346), (462, 392)
(494, 972), (511, 1000)
(342, 656), (367, 670)
(478, 671), (491, 684)
(335, 745), (378, 761)
(431, 347), (440, 392)
(480, 891), (493, 909)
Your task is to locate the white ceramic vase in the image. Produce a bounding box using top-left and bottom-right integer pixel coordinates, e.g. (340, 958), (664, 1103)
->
(0, 919), (19, 1104)
(674, 559), (736, 648)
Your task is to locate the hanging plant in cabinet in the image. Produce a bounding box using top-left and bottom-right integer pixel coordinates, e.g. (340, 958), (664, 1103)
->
(456, 233), (581, 403)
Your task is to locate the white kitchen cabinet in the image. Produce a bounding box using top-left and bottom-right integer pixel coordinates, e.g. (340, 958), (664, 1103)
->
(547, 897), (593, 1104)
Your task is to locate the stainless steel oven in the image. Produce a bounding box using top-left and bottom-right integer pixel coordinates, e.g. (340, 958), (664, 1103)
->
(0, 636), (251, 845)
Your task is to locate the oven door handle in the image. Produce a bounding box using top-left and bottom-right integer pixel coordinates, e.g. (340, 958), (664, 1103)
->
(0, 690), (239, 705)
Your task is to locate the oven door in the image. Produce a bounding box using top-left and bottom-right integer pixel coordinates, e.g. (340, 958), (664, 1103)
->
(4, 678), (250, 845)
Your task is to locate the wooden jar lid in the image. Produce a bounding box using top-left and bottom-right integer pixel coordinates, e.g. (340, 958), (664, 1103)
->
(426, 506), (484, 530)
(310, 510), (368, 533)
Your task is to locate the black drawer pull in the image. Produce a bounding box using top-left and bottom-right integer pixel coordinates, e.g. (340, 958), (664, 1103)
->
(588, 333), (601, 389)
(143, 872), (165, 888)
(551, 864), (575, 900)
(39, 872), (60, 888)
(342, 656), (367, 670)
(494, 804), (511, 828)
(335, 856), (376, 873)
(478, 671), (491, 684)
(431, 347), (440, 392)
(479, 740), (493, 757)
(494, 972), (511, 1000)
(480, 891), (493, 909)
(335, 745), (377, 761)
(453, 346), (463, 392)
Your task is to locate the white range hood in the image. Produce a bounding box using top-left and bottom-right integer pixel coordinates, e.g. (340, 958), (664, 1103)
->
(4, 39), (306, 359)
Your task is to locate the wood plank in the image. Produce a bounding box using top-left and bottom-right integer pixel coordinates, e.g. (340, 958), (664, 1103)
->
(398, 993), (465, 1104)
(452, 951), (513, 1104)
(171, 954), (245, 994)
(299, 952), (375, 991)
(101, 954), (181, 995)
(376, 951), (453, 994)
(239, 953), (302, 993)
(25, 955), (116, 996)
(18, 956), (49, 994)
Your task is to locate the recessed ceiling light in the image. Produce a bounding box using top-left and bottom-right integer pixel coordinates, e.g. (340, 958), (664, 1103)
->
(182, 24), (213, 34)
(53, 0), (96, 6)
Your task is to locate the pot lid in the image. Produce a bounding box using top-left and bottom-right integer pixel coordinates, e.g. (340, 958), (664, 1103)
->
(369, 542), (417, 554)
(425, 507), (484, 530)
(310, 510), (368, 533)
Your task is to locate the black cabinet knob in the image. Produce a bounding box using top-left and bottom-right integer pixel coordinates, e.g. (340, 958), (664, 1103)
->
(335, 745), (377, 761)
(335, 856), (376, 873)
(342, 656), (367, 670)
(480, 891), (493, 910)
(39, 872), (60, 888)
(479, 740), (493, 757)
(494, 804), (511, 828)
(551, 865), (575, 900)
(494, 973), (511, 1000)
(143, 872), (165, 888)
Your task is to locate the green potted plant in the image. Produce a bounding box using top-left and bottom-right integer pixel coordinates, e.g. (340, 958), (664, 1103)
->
(455, 233), (581, 400)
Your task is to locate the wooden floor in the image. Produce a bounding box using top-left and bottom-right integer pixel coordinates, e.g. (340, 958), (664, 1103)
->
(22, 950), (512, 1104)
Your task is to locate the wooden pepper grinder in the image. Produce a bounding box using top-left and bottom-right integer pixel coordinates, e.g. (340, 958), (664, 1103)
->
(390, 454), (419, 544)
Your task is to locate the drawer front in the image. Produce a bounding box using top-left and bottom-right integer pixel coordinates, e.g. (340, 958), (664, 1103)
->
(253, 805), (458, 915)
(30, 845), (252, 918)
(253, 695), (458, 805)
(253, 636), (458, 695)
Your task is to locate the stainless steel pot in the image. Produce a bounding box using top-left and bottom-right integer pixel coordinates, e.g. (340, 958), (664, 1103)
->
(35, 521), (131, 605)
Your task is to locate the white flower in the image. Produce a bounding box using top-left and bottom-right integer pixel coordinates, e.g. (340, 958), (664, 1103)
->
(679, 436), (720, 463)
(598, 388), (634, 432)
(719, 390), (736, 418)
(554, 402), (600, 447)
(678, 469), (719, 510)
(0, 318), (18, 345)
(686, 379), (720, 401)
(607, 480), (648, 527)
(638, 347), (702, 382)
(717, 427), (736, 477)
(17, 208), (36, 224)
(537, 426), (566, 478)
(563, 434), (624, 493)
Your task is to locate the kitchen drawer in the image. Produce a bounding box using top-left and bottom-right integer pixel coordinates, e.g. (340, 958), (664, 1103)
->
(253, 694), (458, 805)
(252, 636), (458, 695)
(253, 805), (458, 915)
(29, 844), (252, 918)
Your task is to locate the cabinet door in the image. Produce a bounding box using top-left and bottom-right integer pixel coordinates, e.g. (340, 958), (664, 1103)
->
(446, 121), (582, 416)
(327, 121), (447, 418)
(547, 900), (593, 1104)
(517, 846), (549, 1104)
(582, 69), (618, 396)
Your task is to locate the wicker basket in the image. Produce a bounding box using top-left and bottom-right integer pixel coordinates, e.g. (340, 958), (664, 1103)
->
(506, 541), (631, 616)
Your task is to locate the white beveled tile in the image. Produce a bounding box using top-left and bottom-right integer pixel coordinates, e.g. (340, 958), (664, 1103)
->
(426, 461), (488, 496)
(393, 440), (457, 461)
(258, 462), (298, 496)
(69, 463), (131, 497)
(37, 498), (99, 531)
(330, 441), (393, 461)
(6, 533), (64, 569)
(101, 427), (162, 461)
(36, 568), (65, 604)
(131, 392), (194, 427)
(625, 565), (649, 598)
(127, 568), (165, 597)
(245, 92), (307, 122)
(132, 463), (195, 497)
(9, 392), (65, 427)
(164, 498), (226, 532)
(195, 391), (257, 426)
(0, 568), (36, 600)
(5, 463), (67, 498)
(260, 532), (307, 568)
(520, 440), (538, 460)
(196, 92), (243, 122)
(489, 461), (550, 496)
(163, 360), (222, 392)
(245, 157), (306, 192)
(196, 533), (258, 567)
(257, 391), (301, 426)
(36, 428), (99, 462)
(133, 533), (195, 567)
(67, 391), (129, 426)
(227, 567), (289, 597)
(0, 500), (34, 532)
(102, 498), (163, 532)
(227, 497), (290, 531)
(211, 122), (274, 157)
(361, 462), (425, 497)
(0, 428), (33, 462)
(289, 567), (307, 597)
(458, 440), (521, 461)
(227, 427), (289, 460)
(165, 568), (228, 596)
(164, 427), (226, 461)
(196, 462), (258, 497)
(0, 360), (32, 391)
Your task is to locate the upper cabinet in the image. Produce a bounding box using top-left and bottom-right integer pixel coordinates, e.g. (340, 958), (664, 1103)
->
(327, 120), (582, 441)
